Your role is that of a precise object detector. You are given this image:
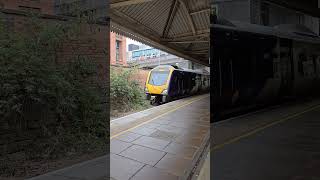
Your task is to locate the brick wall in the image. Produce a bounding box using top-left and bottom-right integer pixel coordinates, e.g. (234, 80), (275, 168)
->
(110, 32), (127, 66)
(111, 66), (150, 88)
(1, 0), (55, 15)
(131, 68), (150, 88)
(0, 10), (109, 156)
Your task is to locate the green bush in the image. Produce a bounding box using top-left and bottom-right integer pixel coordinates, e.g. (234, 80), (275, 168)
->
(110, 67), (147, 113)
(0, 15), (106, 161)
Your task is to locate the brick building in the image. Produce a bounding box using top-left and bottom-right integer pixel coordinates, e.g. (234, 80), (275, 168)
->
(0, 0), (55, 15)
(0, 0), (127, 67)
(110, 32), (127, 66)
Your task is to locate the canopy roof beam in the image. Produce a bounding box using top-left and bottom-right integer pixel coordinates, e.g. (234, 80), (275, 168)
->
(163, 0), (179, 38)
(190, 8), (210, 15)
(161, 35), (208, 42)
(168, 40), (208, 43)
(110, 0), (154, 8)
(178, 0), (196, 35)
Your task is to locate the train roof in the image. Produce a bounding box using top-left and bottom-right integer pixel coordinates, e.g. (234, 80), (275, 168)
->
(177, 68), (210, 75)
(212, 18), (320, 44)
(151, 65), (210, 75)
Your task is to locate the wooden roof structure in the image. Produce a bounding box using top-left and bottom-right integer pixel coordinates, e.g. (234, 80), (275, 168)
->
(110, 0), (210, 66)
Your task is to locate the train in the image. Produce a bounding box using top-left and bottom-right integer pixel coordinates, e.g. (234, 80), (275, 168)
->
(145, 65), (210, 105)
(211, 18), (320, 119)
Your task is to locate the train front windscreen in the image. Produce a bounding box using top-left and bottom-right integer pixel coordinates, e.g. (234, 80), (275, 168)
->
(148, 71), (169, 86)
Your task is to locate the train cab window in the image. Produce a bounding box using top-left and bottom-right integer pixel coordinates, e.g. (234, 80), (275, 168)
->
(149, 71), (169, 86)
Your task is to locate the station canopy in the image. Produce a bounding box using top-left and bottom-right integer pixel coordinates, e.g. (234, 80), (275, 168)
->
(265, 0), (320, 18)
(110, 0), (210, 66)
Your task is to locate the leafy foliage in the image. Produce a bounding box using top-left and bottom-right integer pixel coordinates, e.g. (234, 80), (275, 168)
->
(110, 67), (147, 114)
(0, 15), (106, 162)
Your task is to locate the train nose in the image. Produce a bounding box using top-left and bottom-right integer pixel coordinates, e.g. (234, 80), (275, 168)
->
(148, 85), (165, 94)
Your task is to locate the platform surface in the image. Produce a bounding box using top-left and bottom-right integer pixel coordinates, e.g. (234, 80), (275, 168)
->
(110, 94), (210, 180)
(212, 98), (320, 180)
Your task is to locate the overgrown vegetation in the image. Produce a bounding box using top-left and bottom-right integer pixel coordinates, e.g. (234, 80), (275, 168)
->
(110, 67), (149, 116)
(0, 14), (106, 176)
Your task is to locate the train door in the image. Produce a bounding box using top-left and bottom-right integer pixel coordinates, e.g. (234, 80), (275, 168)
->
(195, 74), (201, 92)
(178, 71), (183, 96)
(278, 38), (293, 96)
(169, 71), (178, 97)
(315, 56), (320, 78)
(186, 72), (192, 95)
(181, 72), (188, 95)
(190, 73), (197, 94)
(218, 48), (234, 106)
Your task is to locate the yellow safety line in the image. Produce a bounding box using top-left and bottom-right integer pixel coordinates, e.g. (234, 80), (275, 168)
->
(110, 94), (209, 139)
(212, 104), (320, 152)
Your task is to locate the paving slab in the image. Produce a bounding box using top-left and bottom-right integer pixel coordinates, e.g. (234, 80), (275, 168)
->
(110, 139), (132, 154)
(155, 124), (187, 134)
(110, 153), (144, 180)
(149, 129), (181, 141)
(155, 153), (192, 177)
(152, 118), (172, 125)
(132, 136), (170, 150)
(163, 142), (199, 160)
(174, 134), (205, 148)
(129, 126), (157, 136)
(114, 132), (142, 143)
(119, 145), (166, 166)
(131, 165), (179, 180)
(139, 122), (161, 129)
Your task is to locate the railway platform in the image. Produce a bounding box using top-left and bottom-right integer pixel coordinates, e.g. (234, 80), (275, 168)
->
(212, 98), (320, 180)
(27, 94), (210, 180)
(110, 94), (210, 180)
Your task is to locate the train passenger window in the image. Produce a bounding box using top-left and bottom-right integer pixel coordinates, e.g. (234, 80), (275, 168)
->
(303, 60), (315, 77)
(298, 53), (307, 76)
(148, 71), (169, 86)
(316, 56), (320, 76)
(312, 55), (319, 75)
(191, 77), (195, 86)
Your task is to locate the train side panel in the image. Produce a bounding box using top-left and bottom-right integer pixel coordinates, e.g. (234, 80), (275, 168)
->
(291, 41), (320, 97)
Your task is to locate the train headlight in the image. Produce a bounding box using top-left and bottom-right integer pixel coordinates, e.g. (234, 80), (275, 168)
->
(145, 87), (148, 92)
(162, 89), (168, 95)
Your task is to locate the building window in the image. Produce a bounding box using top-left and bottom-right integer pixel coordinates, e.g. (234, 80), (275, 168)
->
(116, 34), (122, 40)
(116, 40), (120, 63)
